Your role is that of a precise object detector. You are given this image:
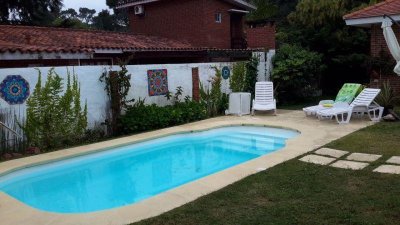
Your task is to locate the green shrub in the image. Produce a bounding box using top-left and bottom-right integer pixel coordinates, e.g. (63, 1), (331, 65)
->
(230, 62), (246, 92)
(119, 99), (207, 134)
(200, 67), (229, 117)
(243, 56), (259, 98)
(23, 68), (88, 151)
(230, 57), (259, 97)
(271, 44), (325, 103)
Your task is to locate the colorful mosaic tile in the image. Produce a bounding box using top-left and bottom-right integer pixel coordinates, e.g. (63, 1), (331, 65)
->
(0, 75), (30, 105)
(148, 69), (168, 96)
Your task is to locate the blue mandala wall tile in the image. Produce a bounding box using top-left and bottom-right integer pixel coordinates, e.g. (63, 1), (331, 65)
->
(0, 75), (30, 105)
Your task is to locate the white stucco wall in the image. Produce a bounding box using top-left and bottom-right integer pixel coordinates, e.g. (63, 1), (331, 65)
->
(254, 50), (276, 82)
(0, 63), (233, 126)
(0, 55), (274, 128)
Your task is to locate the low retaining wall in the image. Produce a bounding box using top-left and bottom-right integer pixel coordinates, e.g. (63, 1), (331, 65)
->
(0, 51), (275, 128)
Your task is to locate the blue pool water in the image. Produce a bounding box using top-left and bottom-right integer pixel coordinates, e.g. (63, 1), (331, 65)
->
(0, 126), (298, 213)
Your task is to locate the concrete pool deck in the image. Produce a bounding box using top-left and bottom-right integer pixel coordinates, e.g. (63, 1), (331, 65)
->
(0, 110), (372, 225)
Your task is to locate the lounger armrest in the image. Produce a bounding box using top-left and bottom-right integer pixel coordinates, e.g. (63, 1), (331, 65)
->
(318, 100), (334, 105)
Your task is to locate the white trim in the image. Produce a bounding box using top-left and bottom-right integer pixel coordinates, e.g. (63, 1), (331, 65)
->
(224, 0), (256, 10)
(116, 0), (159, 9)
(117, 0), (256, 10)
(228, 9), (249, 14)
(0, 51), (91, 60)
(345, 15), (400, 27)
(94, 49), (124, 54)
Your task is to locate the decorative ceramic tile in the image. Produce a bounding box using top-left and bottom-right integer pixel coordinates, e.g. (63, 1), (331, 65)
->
(148, 69), (168, 96)
(0, 75), (30, 104)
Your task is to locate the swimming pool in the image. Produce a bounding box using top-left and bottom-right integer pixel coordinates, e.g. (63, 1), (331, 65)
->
(0, 126), (298, 213)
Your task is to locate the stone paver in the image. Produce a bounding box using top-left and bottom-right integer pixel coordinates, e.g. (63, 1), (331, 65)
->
(346, 153), (382, 162)
(373, 165), (400, 174)
(314, 148), (349, 158)
(330, 160), (369, 170)
(299, 154), (336, 165)
(386, 156), (400, 165)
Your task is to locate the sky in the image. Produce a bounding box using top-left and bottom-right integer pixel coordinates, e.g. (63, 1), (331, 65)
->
(63, 0), (109, 13)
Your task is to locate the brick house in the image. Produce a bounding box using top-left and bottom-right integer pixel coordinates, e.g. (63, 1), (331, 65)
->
(0, 0), (276, 68)
(344, 0), (400, 94)
(116, 0), (275, 50)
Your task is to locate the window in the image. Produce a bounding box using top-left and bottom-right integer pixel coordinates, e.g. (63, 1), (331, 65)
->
(215, 13), (222, 23)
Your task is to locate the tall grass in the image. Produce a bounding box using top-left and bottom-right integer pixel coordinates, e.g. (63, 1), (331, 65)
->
(0, 107), (26, 155)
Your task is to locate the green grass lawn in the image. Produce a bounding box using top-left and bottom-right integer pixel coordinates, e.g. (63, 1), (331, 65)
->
(133, 121), (400, 225)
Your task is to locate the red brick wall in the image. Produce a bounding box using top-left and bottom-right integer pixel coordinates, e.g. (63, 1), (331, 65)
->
(128, 0), (238, 48)
(370, 24), (400, 94)
(202, 0), (234, 48)
(192, 67), (200, 101)
(246, 23), (276, 49)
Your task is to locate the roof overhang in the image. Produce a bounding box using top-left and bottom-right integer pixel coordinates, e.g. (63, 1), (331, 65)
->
(228, 9), (249, 14)
(224, 0), (256, 10)
(116, 0), (158, 9)
(0, 51), (92, 60)
(116, 0), (256, 10)
(345, 14), (400, 27)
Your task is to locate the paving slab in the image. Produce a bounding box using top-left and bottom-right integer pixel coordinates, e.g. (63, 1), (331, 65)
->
(386, 156), (400, 165)
(299, 154), (336, 165)
(373, 165), (400, 174)
(346, 153), (382, 162)
(314, 148), (348, 158)
(330, 160), (369, 170)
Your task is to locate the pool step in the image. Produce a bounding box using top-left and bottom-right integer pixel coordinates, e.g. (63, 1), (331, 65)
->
(207, 139), (285, 155)
(216, 134), (286, 145)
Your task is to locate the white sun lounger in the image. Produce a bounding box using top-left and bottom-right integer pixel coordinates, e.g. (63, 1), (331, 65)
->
(316, 88), (384, 124)
(252, 81), (276, 115)
(303, 100), (335, 116)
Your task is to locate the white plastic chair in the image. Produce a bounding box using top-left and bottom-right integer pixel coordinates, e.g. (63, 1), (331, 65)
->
(317, 88), (384, 124)
(251, 81), (277, 115)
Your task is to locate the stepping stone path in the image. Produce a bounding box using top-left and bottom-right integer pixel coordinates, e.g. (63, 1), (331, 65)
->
(299, 147), (400, 175)
(299, 154), (336, 165)
(330, 160), (369, 170)
(373, 165), (400, 175)
(314, 148), (348, 158)
(346, 153), (382, 162)
(386, 156), (400, 165)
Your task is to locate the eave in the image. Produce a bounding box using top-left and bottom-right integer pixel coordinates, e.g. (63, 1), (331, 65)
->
(345, 14), (400, 28)
(116, 0), (256, 10)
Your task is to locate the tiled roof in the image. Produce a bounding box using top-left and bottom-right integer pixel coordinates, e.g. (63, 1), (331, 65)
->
(0, 25), (198, 54)
(344, 0), (400, 20)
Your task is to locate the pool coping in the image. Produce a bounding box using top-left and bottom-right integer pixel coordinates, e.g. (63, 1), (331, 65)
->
(0, 110), (372, 225)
